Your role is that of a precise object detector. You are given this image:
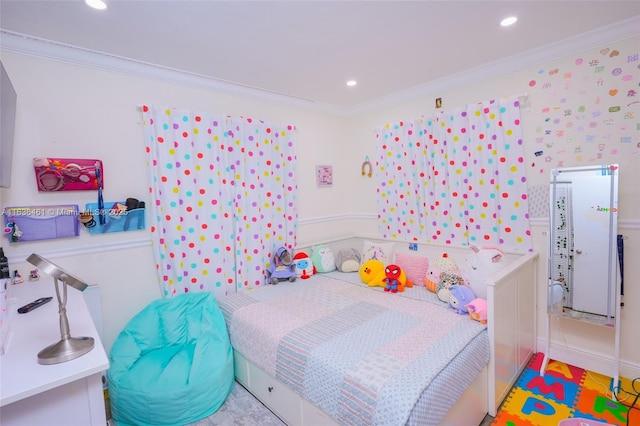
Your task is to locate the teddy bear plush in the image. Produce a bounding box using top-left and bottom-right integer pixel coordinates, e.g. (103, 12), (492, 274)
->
(448, 284), (476, 315)
(425, 253), (461, 293)
(311, 244), (336, 273)
(266, 247), (297, 284)
(465, 298), (488, 324)
(359, 259), (387, 287)
(382, 263), (413, 293)
(293, 251), (315, 279)
(436, 272), (466, 303)
(335, 248), (361, 272)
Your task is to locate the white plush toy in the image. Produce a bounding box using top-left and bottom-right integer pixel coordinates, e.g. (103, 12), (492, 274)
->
(293, 252), (315, 279)
(460, 245), (504, 299)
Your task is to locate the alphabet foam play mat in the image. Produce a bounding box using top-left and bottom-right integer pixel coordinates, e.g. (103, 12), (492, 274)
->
(492, 353), (638, 426)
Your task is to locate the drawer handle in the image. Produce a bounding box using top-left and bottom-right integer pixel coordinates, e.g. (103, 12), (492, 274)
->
(268, 386), (273, 393)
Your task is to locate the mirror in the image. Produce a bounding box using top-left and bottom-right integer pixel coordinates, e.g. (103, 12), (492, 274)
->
(548, 164), (619, 326)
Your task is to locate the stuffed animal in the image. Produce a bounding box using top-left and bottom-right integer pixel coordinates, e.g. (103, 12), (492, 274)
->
(311, 245), (336, 273)
(448, 284), (476, 314)
(460, 245), (504, 299)
(359, 259), (386, 287)
(425, 253), (461, 293)
(293, 251), (315, 279)
(382, 263), (413, 293)
(335, 248), (361, 272)
(466, 298), (488, 324)
(436, 272), (466, 303)
(266, 247), (297, 284)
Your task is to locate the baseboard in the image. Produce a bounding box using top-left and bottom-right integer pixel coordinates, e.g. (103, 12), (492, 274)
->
(537, 337), (640, 380)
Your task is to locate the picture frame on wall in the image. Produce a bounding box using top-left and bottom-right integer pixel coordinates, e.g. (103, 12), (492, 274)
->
(316, 165), (333, 187)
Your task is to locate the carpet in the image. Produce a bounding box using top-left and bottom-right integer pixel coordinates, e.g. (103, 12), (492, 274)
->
(492, 353), (639, 426)
(186, 381), (285, 426)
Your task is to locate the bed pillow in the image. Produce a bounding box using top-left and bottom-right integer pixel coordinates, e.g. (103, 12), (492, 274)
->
(394, 252), (429, 287)
(361, 240), (395, 266)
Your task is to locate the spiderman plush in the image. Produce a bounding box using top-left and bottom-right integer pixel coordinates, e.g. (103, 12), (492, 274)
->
(383, 264), (402, 293)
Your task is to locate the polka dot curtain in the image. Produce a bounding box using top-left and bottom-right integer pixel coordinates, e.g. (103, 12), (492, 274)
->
(375, 96), (532, 252)
(141, 106), (298, 298)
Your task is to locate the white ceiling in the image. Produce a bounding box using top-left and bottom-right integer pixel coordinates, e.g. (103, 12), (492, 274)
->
(1, 1), (639, 108)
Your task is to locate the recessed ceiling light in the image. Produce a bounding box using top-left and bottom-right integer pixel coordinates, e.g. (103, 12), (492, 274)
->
(500, 16), (517, 27)
(85, 0), (107, 10)
(346, 80), (357, 87)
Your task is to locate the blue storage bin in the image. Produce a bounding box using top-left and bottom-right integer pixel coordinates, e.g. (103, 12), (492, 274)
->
(3, 205), (80, 242)
(84, 202), (145, 234)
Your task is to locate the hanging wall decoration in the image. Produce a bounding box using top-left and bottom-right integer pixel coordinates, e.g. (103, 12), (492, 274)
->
(316, 165), (333, 187)
(361, 156), (372, 177)
(33, 157), (103, 192)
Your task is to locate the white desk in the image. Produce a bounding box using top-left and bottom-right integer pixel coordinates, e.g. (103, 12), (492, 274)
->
(0, 278), (109, 426)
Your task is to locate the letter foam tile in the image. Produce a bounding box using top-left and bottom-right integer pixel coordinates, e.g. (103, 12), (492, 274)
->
(491, 353), (631, 426)
(574, 388), (628, 425)
(493, 388), (574, 425)
(492, 410), (538, 426)
(518, 368), (581, 405)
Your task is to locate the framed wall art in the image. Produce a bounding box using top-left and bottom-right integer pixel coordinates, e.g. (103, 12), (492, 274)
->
(316, 165), (333, 187)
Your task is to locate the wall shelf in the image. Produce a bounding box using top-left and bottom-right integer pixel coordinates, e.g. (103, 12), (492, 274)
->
(84, 202), (145, 235)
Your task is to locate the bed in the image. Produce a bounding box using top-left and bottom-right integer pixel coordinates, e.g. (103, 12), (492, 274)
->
(218, 246), (538, 426)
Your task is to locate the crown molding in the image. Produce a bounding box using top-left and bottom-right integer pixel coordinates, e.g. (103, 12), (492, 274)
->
(0, 30), (347, 117)
(2, 16), (638, 117)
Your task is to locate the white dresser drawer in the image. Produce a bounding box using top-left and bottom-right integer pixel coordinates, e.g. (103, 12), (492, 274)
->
(233, 352), (249, 386)
(301, 396), (340, 426)
(247, 361), (302, 425)
(232, 350), (339, 426)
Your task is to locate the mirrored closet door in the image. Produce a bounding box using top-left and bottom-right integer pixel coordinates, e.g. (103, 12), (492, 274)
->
(548, 164), (619, 325)
(541, 164), (621, 388)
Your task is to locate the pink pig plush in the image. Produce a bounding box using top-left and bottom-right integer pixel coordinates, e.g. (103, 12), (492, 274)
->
(465, 298), (488, 324)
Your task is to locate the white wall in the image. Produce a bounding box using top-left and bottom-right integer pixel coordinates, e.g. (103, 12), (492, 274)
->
(0, 33), (638, 380)
(0, 50), (355, 351)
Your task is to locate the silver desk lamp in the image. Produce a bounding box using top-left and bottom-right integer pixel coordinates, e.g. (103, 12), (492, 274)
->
(27, 253), (95, 365)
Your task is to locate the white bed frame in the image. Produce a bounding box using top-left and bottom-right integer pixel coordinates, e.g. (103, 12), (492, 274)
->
(232, 248), (538, 425)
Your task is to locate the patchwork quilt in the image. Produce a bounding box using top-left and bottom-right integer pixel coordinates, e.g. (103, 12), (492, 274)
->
(218, 272), (489, 426)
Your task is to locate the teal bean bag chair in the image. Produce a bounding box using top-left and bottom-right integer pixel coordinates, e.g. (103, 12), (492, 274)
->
(108, 292), (234, 426)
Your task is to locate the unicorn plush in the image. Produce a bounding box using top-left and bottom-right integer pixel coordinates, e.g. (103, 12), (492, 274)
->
(460, 245), (505, 299)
